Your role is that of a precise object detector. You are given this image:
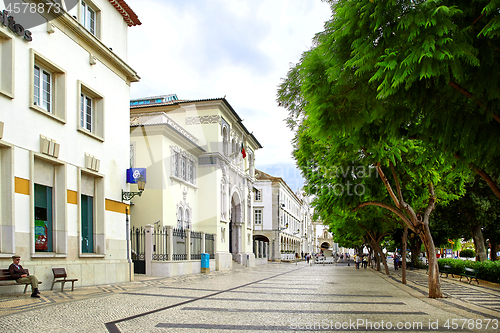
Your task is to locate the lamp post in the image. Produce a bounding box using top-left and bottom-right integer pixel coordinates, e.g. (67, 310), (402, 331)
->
(122, 175), (146, 202)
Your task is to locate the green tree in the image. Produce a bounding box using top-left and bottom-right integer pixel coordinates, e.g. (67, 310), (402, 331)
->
(279, 0), (500, 197)
(277, 0), (498, 297)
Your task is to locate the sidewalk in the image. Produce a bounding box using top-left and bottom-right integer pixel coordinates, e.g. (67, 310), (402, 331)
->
(0, 261), (498, 332)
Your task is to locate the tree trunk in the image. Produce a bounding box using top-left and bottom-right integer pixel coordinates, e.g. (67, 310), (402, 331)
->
(372, 241), (390, 275)
(472, 224), (487, 261)
(370, 239), (381, 271)
(420, 222), (443, 298)
(409, 234), (422, 267)
(491, 242), (498, 261)
(402, 226), (408, 284)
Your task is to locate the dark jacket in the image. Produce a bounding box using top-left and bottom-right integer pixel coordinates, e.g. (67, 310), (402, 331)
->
(8, 263), (29, 280)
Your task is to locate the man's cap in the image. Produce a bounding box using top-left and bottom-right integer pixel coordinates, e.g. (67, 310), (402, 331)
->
(12, 255), (20, 259)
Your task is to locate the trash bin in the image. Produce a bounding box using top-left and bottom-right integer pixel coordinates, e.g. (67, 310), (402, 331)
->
(201, 253), (210, 273)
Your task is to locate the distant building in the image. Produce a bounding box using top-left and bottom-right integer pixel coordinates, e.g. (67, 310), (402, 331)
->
(253, 170), (312, 260)
(0, 0), (140, 290)
(129, 95), (262, 274)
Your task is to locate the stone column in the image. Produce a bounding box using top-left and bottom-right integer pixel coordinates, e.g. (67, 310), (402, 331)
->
(145, 224), (153, 276)
(201, 231), (206, 254)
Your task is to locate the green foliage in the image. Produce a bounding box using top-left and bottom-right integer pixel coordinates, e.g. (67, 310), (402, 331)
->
(459, 249), (476, 258)
(438, 258), (500, 283)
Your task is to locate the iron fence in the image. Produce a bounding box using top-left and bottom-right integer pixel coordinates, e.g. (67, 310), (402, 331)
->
(190, 231), (202, 260)
(130, 226), (146, 274)
(152, 225), (169, 261)
(131, 226), (145, 260)
(172, 227), (187, 261)
(205, 233), (215, 259)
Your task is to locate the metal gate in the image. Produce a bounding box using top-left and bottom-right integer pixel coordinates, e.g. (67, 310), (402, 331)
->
(131, 226), (146, 274)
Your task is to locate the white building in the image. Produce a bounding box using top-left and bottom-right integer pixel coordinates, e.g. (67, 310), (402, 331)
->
(253, 170), (312, 260)
(0, 0), (140, 291)
(129, 95), (263, 274)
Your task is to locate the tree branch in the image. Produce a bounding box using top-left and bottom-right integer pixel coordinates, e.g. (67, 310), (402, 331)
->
(389, 161), (404, 204)
(423, 183), (436, 223)
(448, 81), (500, 125)
(355, 201), (412, 227)
(375, 163), (401, 208)
(470, 164), (500, 200)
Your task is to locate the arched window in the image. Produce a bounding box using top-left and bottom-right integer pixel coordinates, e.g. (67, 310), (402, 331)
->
(177, 207), (183, 228)
(184, 209), (190, 229)
(222, 127), (229, 156)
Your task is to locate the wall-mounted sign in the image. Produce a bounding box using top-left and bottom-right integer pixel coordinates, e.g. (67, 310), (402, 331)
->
(126, 168), (146, 184)
(1, 10), (32, 41)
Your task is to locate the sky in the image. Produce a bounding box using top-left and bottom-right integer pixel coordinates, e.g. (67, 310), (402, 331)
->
(125, 0), (332, 192)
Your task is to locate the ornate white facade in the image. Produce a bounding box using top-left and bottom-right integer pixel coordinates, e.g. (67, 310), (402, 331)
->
(129, 96), (262, 271)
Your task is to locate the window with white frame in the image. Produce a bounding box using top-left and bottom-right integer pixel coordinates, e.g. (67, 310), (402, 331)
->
(81, 1), (96, 35)
(170, 146), (196, 186)
(78, 81), (104, 140)
(255, 189), (262, 201)
(184, 209), (190, 230)
(80, 93), (93, 131)
(254, 209), (262, 225)
(30, 49), (66, 122)
(177, 207), (183, 228)
(34, 65), (52, 113)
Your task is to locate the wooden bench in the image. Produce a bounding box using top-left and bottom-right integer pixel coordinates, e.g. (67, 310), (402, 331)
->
(459, 267), (479, 285)
(51, 268), (78, 292)
(0, 269), (42, 293)
(440, 264), (454, 278)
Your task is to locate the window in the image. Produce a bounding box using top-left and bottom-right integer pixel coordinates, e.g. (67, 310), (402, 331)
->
(170, 146), (196, 186)
(80, 93), (93, 131)
(78, 81), (104, 140)
(177, 207), (183, 228)
(173, 152), (179, 177)
(184, 209), (190, 230)
(32, 155), (67, 256)
(34, 184), (53, 252)
(34, 65), (52, 112)
(255, 189), (262, 201)
(30, 50), (66, 122)
(81, 1), (96, 35)
(188, 160), (194, 183)
(79, 169), (105, 256)
(0, 31), (14, 98)
(254, 209), (262, 225)
(81, 194), (93, 253)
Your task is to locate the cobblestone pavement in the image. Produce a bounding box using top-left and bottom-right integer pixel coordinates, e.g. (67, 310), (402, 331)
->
(0, 261), (499, 332)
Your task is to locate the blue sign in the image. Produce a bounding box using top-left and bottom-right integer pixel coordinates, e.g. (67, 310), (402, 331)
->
(126, 168), (146, 184)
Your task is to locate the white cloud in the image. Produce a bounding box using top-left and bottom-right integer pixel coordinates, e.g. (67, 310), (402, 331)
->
(126, 0), (331, 184)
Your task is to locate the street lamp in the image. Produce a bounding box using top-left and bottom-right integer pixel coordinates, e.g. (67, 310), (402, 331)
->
(122, 175), (146, 201)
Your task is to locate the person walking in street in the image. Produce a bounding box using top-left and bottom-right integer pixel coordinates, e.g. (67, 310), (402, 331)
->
(355, 254), (361, 269)
(8, 255), (41, 298)
(393, 254), (399, 271)
(362, 255), (368, 269)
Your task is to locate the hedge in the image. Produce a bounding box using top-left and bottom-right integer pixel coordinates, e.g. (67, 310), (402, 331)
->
(438, 259), (500, 284)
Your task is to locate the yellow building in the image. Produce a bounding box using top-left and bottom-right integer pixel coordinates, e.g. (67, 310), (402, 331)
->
(130, 95), (262, 274)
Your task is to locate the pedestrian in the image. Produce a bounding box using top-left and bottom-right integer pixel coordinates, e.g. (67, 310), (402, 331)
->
(362, 255), (368, 269)
(355, 254), (361, 269)
(8, 255), (41, 298)
(393, 254), (399, 271)
(306, 253), (310, 263)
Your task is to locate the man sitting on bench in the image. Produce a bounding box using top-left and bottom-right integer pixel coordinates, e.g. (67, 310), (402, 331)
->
(9, 255), (41, 298)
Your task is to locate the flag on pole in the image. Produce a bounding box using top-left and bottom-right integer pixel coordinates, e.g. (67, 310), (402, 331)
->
(241, 142), (246, 158)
